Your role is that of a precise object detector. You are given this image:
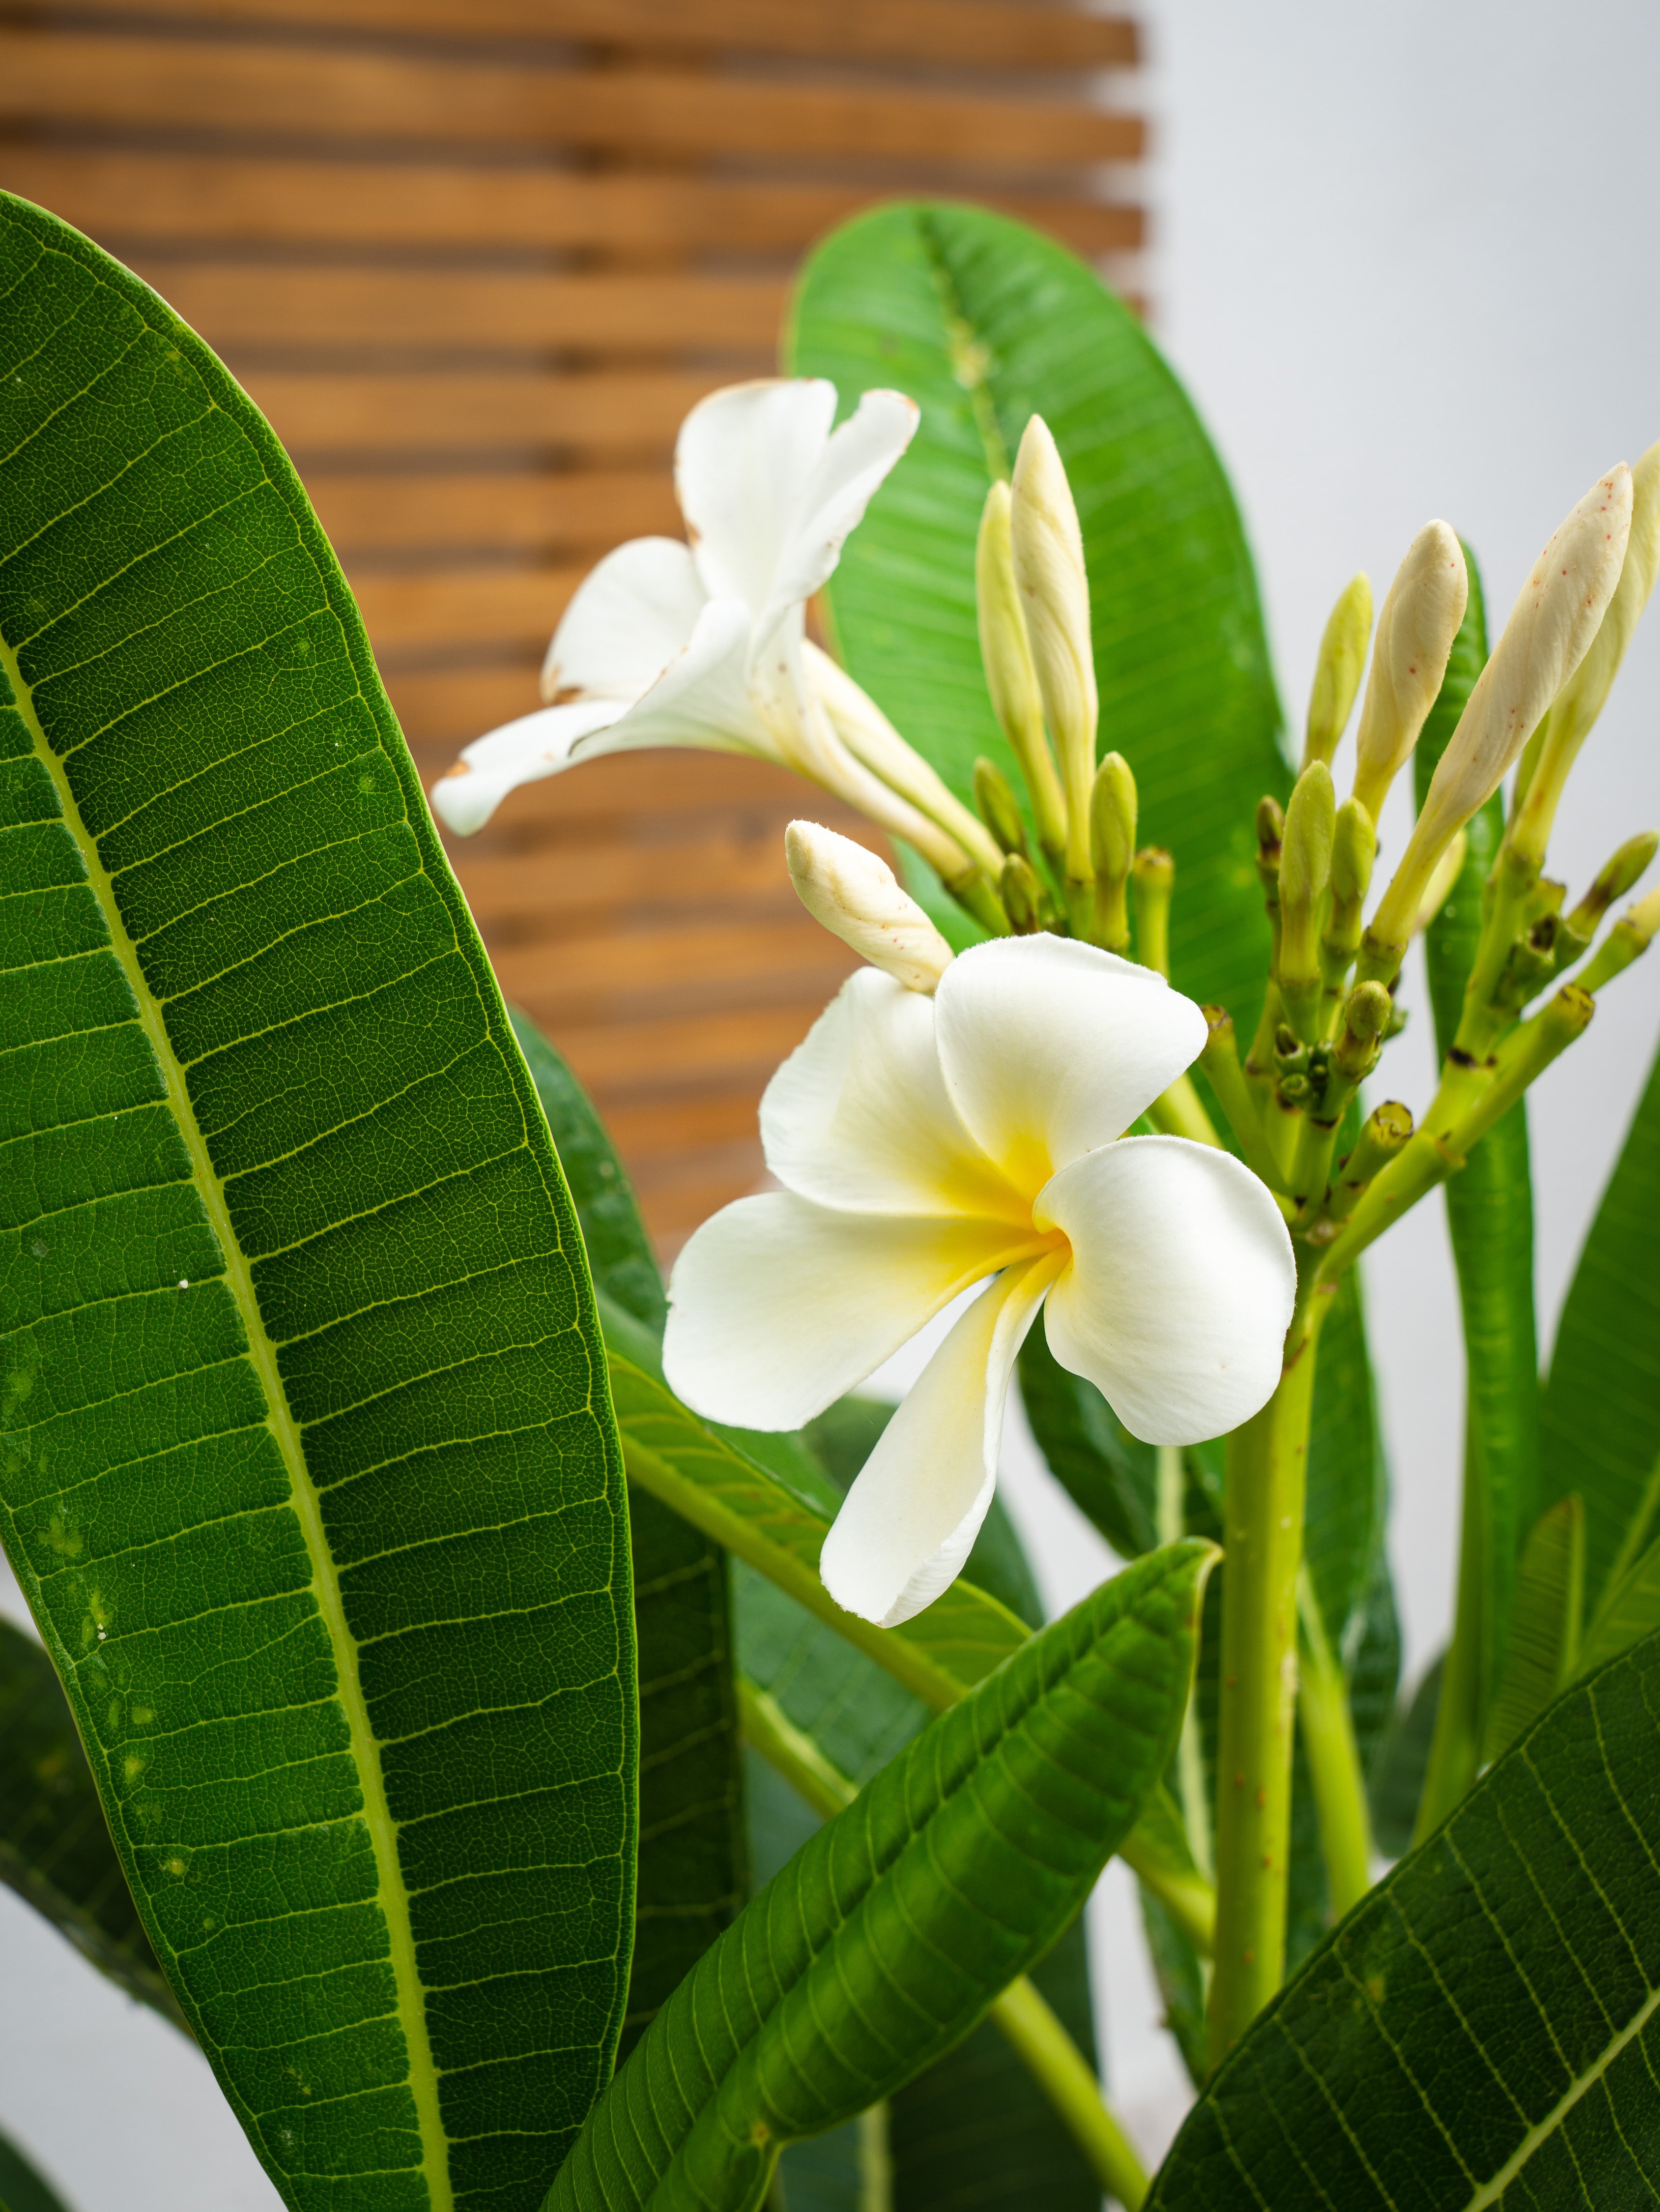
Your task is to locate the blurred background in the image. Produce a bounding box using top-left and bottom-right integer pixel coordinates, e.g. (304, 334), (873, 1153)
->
(3, 0), (1660, 2201)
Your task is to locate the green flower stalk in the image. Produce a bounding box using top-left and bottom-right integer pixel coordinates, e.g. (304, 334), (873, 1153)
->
(973, 755), (1030, 859)
(1277, 760), (1336, 1041)
(1131, 846), (1175, 979)
(1089, 750), (1138, 951)
(1303, 571), (1373, 769)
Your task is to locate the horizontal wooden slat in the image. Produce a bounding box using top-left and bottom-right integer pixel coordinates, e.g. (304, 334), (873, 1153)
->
(242, 365), (725, 455)
(453, 835), (802, 932)
(390, 666), (542, 747)
(35, 0), (1137, 71)
(0, 31), (1144, 170)
(306, 469), (680, 557)
(351, 562), (578, 654)
(515, 999), (838, 1098)
(144, 262), (788, 352)
(0, 149), (1145, 259)
(491, 914), (851, 1019)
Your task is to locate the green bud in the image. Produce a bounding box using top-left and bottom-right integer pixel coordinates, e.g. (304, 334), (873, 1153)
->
(1088, 751), (1137, 950)
(1009, 418), (1097, 888)
(1000, 851), (1044, 934)
(1563, 830), (1660, 945)
(973, 756), (1029, 858)
(1130, 845), (1174, 977)
(1278, 760), (1336, 1037)
(1256, 794), (1286, 852)
(1320, 1100), (1414, 1231)
(1330, 798), (1376, 910)
(1304, 571), (1373, 768)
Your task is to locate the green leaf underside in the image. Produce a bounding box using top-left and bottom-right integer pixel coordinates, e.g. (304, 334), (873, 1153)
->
(1543, 1029), (1660, 1614)
(0, 195), (633, 2212)
(0, 1613), (180, 2023)
(1486, 1496), (1582, 1759)
(0, 2126), (77, 2212)
(1147, 1626), (1660, 2211)
(547, 1543), (1212, 2212)
(508, 1011), (745, 2062)
(786, 200), (1288, 1016)
(1415, 554), (1540, 1717)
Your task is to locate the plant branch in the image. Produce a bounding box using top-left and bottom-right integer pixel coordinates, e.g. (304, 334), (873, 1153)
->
(1295, 1569), (1374, 1918)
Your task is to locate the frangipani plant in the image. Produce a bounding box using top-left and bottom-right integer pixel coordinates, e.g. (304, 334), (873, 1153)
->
(9, 184), (1660, 2212)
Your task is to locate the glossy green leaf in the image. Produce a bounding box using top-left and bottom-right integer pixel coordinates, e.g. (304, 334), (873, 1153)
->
(1147, 1624), (1660, 2210)
(0, 2127), (76, 2212)
(1485, 1494), (1584, 1759)
(1415, 549), (1541, 1762)
(0, 1614), (180, 2025)
(786, 201), (1287, 1009)
(548, 1542), (1214, 2212)
(0, 194), (633, 2210)
(509, 1011), (744, 2060)
(1542, 1032), (1660, 1612)
(1575, 1522), (1660, 1681)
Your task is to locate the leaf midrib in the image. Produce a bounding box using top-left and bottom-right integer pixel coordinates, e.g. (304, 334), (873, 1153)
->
(3, 620), (455, 2212)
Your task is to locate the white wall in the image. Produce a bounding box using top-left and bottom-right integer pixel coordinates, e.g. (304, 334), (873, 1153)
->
(7, 7), (1660, 2202)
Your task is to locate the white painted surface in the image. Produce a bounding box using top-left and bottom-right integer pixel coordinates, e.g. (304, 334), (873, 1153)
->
(7, 6), (1660, 2200)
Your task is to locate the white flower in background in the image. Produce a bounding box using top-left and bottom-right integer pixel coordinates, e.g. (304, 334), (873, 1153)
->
(662, 932), (1296, 1628)
(430, 378), (997, 886)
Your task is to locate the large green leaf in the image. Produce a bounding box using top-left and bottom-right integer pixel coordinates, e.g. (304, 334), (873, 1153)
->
(0, 1613), (180, 2025)
(1414, 550), (1541, 1772)
(509, 1012), (744, 2060)
(0, 194), (633, 2209)
(1542, 1032), (1660, 1612)
(1146, 1624), (1660, 2209)
(786, 200), (1287, 1012)
(0, 2127), (76, 2212)
(547, 1542), (1214, 2212)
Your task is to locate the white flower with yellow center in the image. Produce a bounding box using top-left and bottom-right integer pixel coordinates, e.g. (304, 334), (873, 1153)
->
(663, 931), (1296, 1628)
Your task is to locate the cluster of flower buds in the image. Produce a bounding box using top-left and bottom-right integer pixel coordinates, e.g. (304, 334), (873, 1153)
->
(1204, 448), (1660, 1246)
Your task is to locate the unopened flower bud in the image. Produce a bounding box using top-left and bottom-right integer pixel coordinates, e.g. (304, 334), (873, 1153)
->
(976, 482), (1068, 864)
(1000, 851), (1044, 934)
(1131, 846), (1174, 978)
(1089, 751), (1137, 950)
(1370, 465), (1634, 966)
(1010, 417), (1097, 891)
(973, 756), (1028, 858)
(785, 820), (954, 993)
(1512, 441), (1660, 867)
(1278, 760), (1336, 1037)
(1330, 798), (1376, 911)
(1413, 829), (1467, 934)
(1335, 980), (1392, 1079)
(1304, 572), (1373, 769)
(1351, 522), (1468, 821)
(1562, 830), (1660, 950)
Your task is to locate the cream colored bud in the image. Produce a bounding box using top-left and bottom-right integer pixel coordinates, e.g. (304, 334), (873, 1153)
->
(1512, 441), (1660, 866)
(785, 821), (954, 993)
(1304, 572), (1373, 769)
(1351, 523), (1468, 820)
(1413, 830), (1466, 933)
(1010, 416), (1097, 885)
(975, 483), (1069, 865)
(1372, 465), (1633, 959)
(1330, 797), (1376, 911)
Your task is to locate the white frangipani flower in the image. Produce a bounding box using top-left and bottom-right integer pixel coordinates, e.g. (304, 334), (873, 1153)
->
(662, 936), (1296, 1628)
(430, 378), (994, 884)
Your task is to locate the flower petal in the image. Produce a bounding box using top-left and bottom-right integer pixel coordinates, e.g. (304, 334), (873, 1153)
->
(566, 597), (775, 760)
(760, 967), (1029, 1222)
(752, 388), (920, 651)
(936, 936), (1209, 1189)
(663, 1192), (1044, 1430)
(819, 1252), (1061, 1628)
(538, 536), (708, 705)
(430, 699), (618, 834)
(675, 379), (839, 616)
(1038, 1135), (1296, 1445)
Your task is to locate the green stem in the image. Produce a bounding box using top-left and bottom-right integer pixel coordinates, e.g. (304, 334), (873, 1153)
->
(1157, 1444), (1216, 1891)
(1146, 1071), (1223, 1148)
(1295, 1570), (1373, 1917)
(989, 1978), (1149, 2210)
(1199, 1009), (1291, 1197)
(1207, 1280), (1327, 2066)
(738, 1679), (1146, 2199)
(1413, 1403), (1488, 1844)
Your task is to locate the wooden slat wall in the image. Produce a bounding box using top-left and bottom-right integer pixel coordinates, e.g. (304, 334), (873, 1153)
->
(0, 0), (1143, 1250)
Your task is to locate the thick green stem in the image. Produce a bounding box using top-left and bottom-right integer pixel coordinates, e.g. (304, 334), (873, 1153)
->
(1295, 1570), (1373, 1918)
(738, 1679), (1145, 2198)
(1413, 1403), (1489, 1844)
(1146, 1071), (1223, 1148)
(1207, 1283), (1327, 2066)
